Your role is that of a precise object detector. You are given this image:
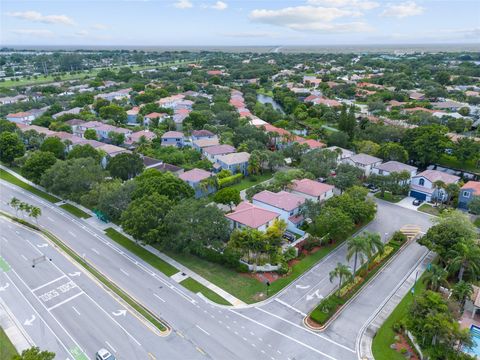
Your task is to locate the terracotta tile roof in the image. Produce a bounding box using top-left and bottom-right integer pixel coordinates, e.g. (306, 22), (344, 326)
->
(414, 170), (460, 184)
(290, 179), (334, 197)
(374, 161), (417, 174)
(179, 168), (213, 183)
(349, 153), (382, 165)
(203, 144), (236, 156)
(225, 201), (279, 229)
(461, 181), (480, 196)
(217, 152), (250, 165)
(161, 131), (184, 138)
(193, 138), (220, 148)
(192, 130), (215, 137)
(253, 190), (305, 212)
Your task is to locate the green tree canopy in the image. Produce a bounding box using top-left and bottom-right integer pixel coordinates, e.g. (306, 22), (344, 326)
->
(40, 137), (66, 159)
(107, 153), (144, 181)
(21, 151), (57, 184)
(0, 132), (25, 164)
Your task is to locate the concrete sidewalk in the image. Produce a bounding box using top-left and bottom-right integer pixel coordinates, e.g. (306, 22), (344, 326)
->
(0, 298), (34, 354)
(357, 250), (435, 360)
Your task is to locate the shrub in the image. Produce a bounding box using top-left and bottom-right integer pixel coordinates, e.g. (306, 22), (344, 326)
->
(391, 231), (407, 244)
(276, 261), (289, 275)
(339, 276), (362, 297)
(218, 173), (243, 188)
(283, 247), (297, 262)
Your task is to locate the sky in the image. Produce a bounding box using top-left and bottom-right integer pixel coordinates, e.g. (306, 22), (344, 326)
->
(1, 0), (479, 46)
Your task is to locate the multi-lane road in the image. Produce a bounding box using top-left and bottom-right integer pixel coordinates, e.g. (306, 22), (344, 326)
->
(0, 179), (434, 360)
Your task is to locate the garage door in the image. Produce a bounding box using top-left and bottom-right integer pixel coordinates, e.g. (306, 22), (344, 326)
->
(410, 190), (427, 200)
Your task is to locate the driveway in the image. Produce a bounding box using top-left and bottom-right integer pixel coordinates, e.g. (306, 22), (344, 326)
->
(396, 196), (423, 211)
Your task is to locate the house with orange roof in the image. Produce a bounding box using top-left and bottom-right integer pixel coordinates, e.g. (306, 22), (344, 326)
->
(459, 181), (480, 210)
(225, 201), (280, 232)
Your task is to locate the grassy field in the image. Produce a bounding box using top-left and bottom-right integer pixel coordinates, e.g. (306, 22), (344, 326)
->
(179, 277), (231, 306)
(1, 213), (168, 334)
(0, 61), (186, 89)
(372, 274), (427, 360)
(104, 228), (179, 277)
(375, 192), (404, 203)
(0, 327), (18, 360)
(418, 203), (440, 216)
(226, 172), (273, 192)
(0, 169), (60, 203)
(438, 155), (479, 174)
(60, 203), (91, 219)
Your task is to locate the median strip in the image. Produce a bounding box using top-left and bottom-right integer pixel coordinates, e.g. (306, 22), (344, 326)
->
(59, 204), (91, 219)
(1, 212), (169, 334)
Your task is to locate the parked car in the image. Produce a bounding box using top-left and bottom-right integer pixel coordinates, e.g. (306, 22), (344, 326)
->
(412, 199), (423, 206)
(96, 349), (116, 360)
(369, 186), (380, 194)
(282, 232), (295, 242)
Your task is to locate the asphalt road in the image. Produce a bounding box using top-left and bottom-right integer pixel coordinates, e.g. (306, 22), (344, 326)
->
(0, 180), (435, 360)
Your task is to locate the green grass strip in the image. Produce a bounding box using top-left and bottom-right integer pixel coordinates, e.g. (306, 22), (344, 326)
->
(0, 326), (18, 360)
(372, 274), (427, 360)
(1, 213), (168, 333)
(69, 346), (89, 360)
(0, 169), (60, 203)
(59, 203), (91, 219)
(104, 228), (178, 277)
(180, 277), (231, 306)
(0, 256), (11, 272)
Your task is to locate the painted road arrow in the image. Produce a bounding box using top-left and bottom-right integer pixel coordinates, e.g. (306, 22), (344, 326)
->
(0, 283), (9, 291)
(306, 289), (323, 301)
(295, 284), (310, 289)
(36, 243), (48, 248)
(24, 315), (36, 326)
(112, 309), (127, 317)
(68, 272), (81, 277)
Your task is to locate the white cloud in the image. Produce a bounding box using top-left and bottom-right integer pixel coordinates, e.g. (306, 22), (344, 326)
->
(91, 23), (109, 30)
(173, 0), (193, 9)
(249, 5), (373, 33)
(11, 29), (55, 37)
(211, 1), (227, 10)
(306, 0), (379, 10)
(7, 11), (75, 25)
(381, 1), (424, 18)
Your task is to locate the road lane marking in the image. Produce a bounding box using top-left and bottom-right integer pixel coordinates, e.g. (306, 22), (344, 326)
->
(68, 231), (77, 238)
(47, 291), (84, 311)
(21, 255), (28, 261)
(196, 325), (210, 336)
(72, 306), (81, 316)
(91, 248), (100, 255)
(231, 309), (339, 360)
(105, 341), (117, 353)
(274, 298), (307, 317)
(31, 275), (67, 292)
(153, 293), (166, 302)
(255, 307), (356, 353)
(120, 268), (129, 276)
(196, 347), (206, 355)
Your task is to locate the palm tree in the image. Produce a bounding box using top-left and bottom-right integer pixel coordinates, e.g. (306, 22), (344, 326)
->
(433, 180), (446, 207)
(29, 206), (42, 225)
(347, 235), (369, 276)
(329, 262), (352, 296)
(451, 280), (473, 312)
(364, 232), (384, 270)
(9, 197), (20, 217)
(448, 240), (480, 282)
(422, 264), (449, 291)
(18, 202), (30, 218)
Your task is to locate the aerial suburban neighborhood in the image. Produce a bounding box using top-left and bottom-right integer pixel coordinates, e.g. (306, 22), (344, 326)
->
(0, 1), (480, 360)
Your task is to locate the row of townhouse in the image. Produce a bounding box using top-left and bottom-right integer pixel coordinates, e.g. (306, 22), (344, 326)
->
(225, 178), (335, 234)
(6, 107), (49, 124)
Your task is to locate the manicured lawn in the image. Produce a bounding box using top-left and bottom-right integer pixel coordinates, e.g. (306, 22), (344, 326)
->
(104, 228), (179, 277)
(60, 203), (91, 219)
(375, 192), (404, 203)
(0, 61), (186, 89)
(226, 172), (273, 192)
(0, 169), (60, 203)
(372, 274), (426, 360)
(257, 88), (274, 97)
(163, 250), (265, 303)
(0, 326), (18, 360)
(418, 203), (440, 216)
(438, 155), (479, 174)
(180, 277), (231, 306)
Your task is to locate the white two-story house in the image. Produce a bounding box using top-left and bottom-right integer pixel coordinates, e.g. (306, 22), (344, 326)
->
(410, 170), (460, 202)
(343, 153), (382, 177)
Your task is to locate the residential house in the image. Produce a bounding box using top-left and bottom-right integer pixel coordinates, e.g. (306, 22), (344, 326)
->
(203, 144), (236, 162)
(6, 112), (35, 125)
(94, 124), (132, 141)
(143, 112), (168, 126)
(343, 153), (383, 177)
(458, 181), (480, 210)
(95, 88), (131, 102)
(371, 161), (418, 183)
(0, 95), (27, 105)
(52, 107), (82, 119)
(142, 156), (184, 176)
(125, 130), (156, 146)
(325, 146), (354, 162)
(252, 190), (306, 233)
(191, 129), (217, 141)
(410, 170), (460, 202)
(192, 138), (220, 153)
(289, 179), (335, 202)
(409, 91), (425, 101)
(225, 201), (280, 232)
(179, 168), (216, 198)
(161, 131), (184, 147)
(216, 152), (250, 175)
(127, 107), (140, 125)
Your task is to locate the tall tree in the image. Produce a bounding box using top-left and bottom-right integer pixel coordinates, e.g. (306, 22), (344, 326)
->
(21, 151), (57, 183)
(107, 153), (144, 181)
(40, 137), (66, 159)
(347, 235), (368, 275)
(329, 262), (352, 296)
(0, 132), (25, 165)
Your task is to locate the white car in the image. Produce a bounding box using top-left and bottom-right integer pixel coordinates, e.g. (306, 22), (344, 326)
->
(96, 348), (116, 360)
